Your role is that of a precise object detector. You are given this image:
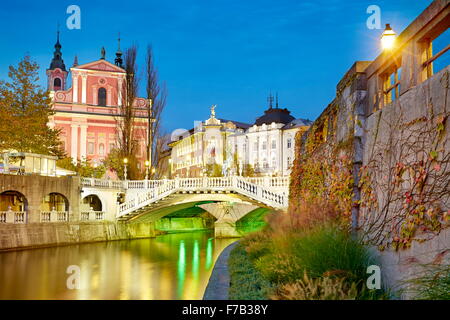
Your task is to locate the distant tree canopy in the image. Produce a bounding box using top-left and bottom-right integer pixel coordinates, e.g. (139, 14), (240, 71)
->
(103, 148), (141, 180)
(205, 163), (223, 177)
(0, 56), (64, 157)
(57, 157), (106, 178)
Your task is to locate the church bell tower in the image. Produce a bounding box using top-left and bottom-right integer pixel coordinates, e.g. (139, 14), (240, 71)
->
(46, 29), (68, 92)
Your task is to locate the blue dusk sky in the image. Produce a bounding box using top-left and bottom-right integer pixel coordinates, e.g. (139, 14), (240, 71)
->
(0, 0), (437, 133)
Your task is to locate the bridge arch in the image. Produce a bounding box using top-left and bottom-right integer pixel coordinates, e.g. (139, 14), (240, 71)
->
(128, 192), (263, 223)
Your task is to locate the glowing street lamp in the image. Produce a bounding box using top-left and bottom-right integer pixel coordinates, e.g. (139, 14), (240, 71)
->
(123, 158), (128, 181)
(381, 24), (396, 51)
(145, 160), (150, 180)
(151, 167), (156, 178)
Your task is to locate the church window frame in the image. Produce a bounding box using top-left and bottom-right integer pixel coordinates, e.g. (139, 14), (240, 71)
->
(98, 87), (107, 106)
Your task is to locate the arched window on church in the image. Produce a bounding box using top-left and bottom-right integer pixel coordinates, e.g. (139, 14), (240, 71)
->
(53, 78), (62, 91)
(99, 143), (105, 156)
(98, 88), (107, 106)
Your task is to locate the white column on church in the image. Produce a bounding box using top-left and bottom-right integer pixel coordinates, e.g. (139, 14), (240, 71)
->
(71, 124), (79, 164)
(107, 87), (112, 106)
(81, 74), (87, 104)
(117, 77), (123, 106)
(73, 75), (78, 103)
(79, 124), (88, 161)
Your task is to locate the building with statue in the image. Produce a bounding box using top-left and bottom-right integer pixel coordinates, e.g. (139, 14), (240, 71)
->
(169, 97), (312, 177)
(46, 32), (149, 170)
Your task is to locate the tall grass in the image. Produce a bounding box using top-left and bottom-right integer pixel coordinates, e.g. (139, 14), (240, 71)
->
(404, 264), (450, 300)
(255, 225), (374, 284)
(234, 199), (385, 300)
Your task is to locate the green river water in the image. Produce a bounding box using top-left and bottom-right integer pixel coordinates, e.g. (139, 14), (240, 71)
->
(0, 232), (236, 300)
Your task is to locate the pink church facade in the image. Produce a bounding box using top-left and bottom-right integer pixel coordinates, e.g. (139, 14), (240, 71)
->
(46, 34), (149, 171)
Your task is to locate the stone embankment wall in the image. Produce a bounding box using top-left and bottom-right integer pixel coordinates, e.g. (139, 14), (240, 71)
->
(289, 0), (449, 297)
(155, 217), (214, 232)
(0, 221), (155, 251)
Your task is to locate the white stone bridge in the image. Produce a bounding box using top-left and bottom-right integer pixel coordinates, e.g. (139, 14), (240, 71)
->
(81, 176), (290, 237)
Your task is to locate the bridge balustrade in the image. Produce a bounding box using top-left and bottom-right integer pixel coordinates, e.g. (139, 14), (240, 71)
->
(81, 176), (289, 191)
(116, 176), (289, 219)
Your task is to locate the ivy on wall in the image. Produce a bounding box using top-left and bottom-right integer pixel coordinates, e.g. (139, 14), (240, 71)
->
(358, 73), (450, 250)
(289, 105), (354, 222)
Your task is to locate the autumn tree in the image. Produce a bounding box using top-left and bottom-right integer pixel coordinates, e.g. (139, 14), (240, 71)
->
(0, 56), (63, 157)
(110, 45), (140, 179)
(145, 45), (167, 178)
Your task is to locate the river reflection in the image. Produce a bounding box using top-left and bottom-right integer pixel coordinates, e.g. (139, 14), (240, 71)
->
(0, 232), (236, 300)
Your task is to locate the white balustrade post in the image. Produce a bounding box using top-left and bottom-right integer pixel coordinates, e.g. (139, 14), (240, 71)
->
(50, 208), (57, 222)
(257, 186), (263, 200)
(264, 176), (270, 188)
(6, 207), (14, 224)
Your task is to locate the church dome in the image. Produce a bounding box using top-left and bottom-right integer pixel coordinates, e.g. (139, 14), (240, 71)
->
(255, 107), (295, 126)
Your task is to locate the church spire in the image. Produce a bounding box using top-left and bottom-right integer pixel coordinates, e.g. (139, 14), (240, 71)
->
(115, 33), (123, 68)
(49, 26), (66, 71)
(276, 92), (279, 108)
(267, 92), (274, 109)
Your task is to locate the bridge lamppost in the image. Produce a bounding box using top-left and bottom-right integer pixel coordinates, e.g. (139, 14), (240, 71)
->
(123, 158), (128, 181)
(145, 160), (150, 180)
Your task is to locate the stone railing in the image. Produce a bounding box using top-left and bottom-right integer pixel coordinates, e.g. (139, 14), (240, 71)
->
(81, 176), (290, 190)
(245, 176), (289, 188)
(80, 211), (105, 221)
(81, 178), (124, 189)
(117, 176), (288, 219)
(40, 211), (69, 222)
(0, 211), (27, 224)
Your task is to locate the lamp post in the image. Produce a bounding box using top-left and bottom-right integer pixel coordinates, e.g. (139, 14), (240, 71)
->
(168, 158), (172, 179)
(151, 167), (156, 179)
(381, 24), (396, 51)
(145, 160), (150, 180)
(123, 158), (128, 181)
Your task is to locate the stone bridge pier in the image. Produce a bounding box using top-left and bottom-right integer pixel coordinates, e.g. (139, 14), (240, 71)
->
(198, 202), (259, 238)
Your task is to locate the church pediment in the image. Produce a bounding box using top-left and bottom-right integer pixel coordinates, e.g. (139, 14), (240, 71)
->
(72, 60), (125, 73)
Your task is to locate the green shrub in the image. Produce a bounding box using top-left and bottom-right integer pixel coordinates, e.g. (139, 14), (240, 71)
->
(255, 225), (374, 285)
(228, 243), (273, 300)
(289, 226), (374, 284)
